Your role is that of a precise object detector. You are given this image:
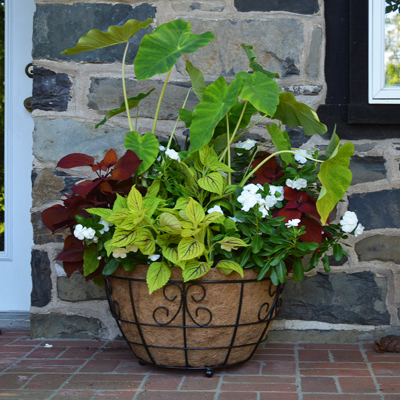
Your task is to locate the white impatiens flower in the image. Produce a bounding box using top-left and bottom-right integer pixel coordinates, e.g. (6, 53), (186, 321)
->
(83, 227), (96, 240)
(207, 205), (224, 215)
(148, 254), (161, 262)
(73, 224), (86, 240)
(354, 223), (364, 237)
(112, 248), (128, 259)
(294, 149), (310, 164)
(99, 218), (112, 234)
(259, 195), (278, 209)
(258, 205), (270, 218)
(286, 178), (308, 190)
(285, 219), (301, 228)
(159, 145), (166, 151)
(126, 243), (139, 253)
(228, 216), (240, 223)
(97, 256), (102, 260)
(243, 183), (260, 195)
(237, 190), (263, 212)
(165, 148), (181, 161)
(340, 211), (358, 233)
(270, 185), (284, 201)
(236, 139), (257, 150)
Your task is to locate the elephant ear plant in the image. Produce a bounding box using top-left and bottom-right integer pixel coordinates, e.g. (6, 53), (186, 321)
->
(43, 18), (364, 294)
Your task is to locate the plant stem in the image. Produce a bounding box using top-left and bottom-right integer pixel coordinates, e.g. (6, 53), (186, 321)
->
(152, 68), (173, 135)
(226, 114), (231, 185)
(166, 87), (192, 151)
(240, 150), (323, 186)
(243, 139), (272, 178)
(122, 41), (133, 133)
(135, 107), (139, 132)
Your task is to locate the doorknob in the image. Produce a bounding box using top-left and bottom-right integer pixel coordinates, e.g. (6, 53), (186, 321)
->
(24, 97), (32, 112)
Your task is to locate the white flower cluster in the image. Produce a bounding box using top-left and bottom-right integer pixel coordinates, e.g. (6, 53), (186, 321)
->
(236, 139), (257, 152)
(294, 149), (312, 164)
(340, 211), (364, 237)
(237, 183), (284, 217)
(286, 178), (308, 190)
(74, 224), (96, 241)
(165, 148), (181, 161)
(112, 244), (138, 259)
(99, 218), (112, 234)
(285, 219), (301, 228)
(207, 205), (224, 215)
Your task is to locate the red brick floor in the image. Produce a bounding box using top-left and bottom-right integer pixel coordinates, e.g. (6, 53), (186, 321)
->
(0, 329), (400, 399)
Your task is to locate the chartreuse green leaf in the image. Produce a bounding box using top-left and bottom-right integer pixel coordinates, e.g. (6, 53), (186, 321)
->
(95, 90), (155, 128)
(202, 212), (223, 226)
(325, 128), (340, 159)
(217, 237), (248, 252)
(186, 60), (206, 100)
(198, 172), (224, 195)
(135, 228), (156, 255)
(142, 197), (163, 217)
(147, 262), (171, 294)
(108, 209), (131, 225)
(266, 123), (295, 166)
(174, 197), (191, 210)
(236, 71), (279, 116)
(62, 18), (153, 55)
(273, 92), (327, 136)
(217, 260), (244, 277)
(83, 244), (100, 276)
(178, 237), (205, 260)
(185, 198), (205, 225)
(160, 212), (182, 232)
(113, 194), (127, 211)
(162, 247), (179, 264)
(189, 77), (243, 153)
(182, 261), (211, 282)
(127, 186), (143, 213)
(86, 208), (113, 220)
(317, 143), (354, 225)
(111, 228), (138, 248)
(135, 19), (214, 80)
(124, 131), (159, 175)
(104, 240), (118, 257)
(146, 180), (161, 198)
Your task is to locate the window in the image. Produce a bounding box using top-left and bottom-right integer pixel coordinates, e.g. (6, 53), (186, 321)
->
(369, 0), (400, 104)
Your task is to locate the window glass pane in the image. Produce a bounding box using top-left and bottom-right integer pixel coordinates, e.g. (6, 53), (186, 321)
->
(385, 6), (400, 86)
(0, 2), (4, 251)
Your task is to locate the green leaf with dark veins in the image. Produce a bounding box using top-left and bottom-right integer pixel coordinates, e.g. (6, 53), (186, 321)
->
(186, 59), (206, 100)
(147, 262), (171, 294)
(162, 247), (179, 264)
(185, 198), (205, 225)
(127, 186), (143, 213)
(86, 208), (113, 220)
(217, 237), (248, 252)
(95, 89), (155, 128)
(62, 18), (152, 55)
(135, 228), (156, 255)
(198, 172), (224, 195)
(160, 212), (182, 232)
(135, 19), (214, 80)
(182, 261), (211, 282)
(111, 228), (138, 248)
(113, 194), (127, 211)
(83, 244), (100, 276)
(272, 92), (327, 136)
(189, 76), (243, 153)
(177, 237), (205, 261)
(124, 131), (159, 175)
(108, 209), (131, 225)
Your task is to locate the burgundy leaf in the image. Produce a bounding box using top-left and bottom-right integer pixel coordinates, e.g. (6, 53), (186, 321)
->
(277, 208), (302, 222)
(101, 149), (118, 168)
(42, 205), (71, 233)
(57, 153), (94, 169)
(299, 217), (324, 245)
(111, 150), (142, 180)
(63, 261), (84, 277)
(72, 179), (102, 197)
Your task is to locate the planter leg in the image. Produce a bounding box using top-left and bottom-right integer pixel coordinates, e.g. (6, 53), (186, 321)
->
(205, 368), (214, 378)
(138, 359), (147, 366)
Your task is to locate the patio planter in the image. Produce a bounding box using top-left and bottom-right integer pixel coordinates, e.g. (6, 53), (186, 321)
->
(104, 265), (283, 376)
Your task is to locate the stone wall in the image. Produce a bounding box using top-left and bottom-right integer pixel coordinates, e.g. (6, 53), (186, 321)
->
(31, 0), (400, 341)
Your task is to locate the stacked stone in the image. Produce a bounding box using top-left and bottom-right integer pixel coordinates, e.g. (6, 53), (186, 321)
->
(31, 0), (400, 340)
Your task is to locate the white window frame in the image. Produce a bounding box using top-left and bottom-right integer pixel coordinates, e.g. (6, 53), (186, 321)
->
(369, 0), (400, 103)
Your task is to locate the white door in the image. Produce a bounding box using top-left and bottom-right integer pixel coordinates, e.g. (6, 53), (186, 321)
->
(0, 0), (35, 312)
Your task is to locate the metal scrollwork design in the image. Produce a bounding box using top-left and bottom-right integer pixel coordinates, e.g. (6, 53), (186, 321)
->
(111, 300), (121, 319)
(153, 282), (183, 326)
(258, 302), (271, 322)
(186, 283), (213, 327)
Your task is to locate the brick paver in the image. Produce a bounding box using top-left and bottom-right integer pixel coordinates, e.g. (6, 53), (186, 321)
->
(1, 329), (400, 399)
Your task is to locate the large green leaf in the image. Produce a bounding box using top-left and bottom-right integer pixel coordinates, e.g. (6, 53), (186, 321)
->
(135, 19), (214, 80)
(236, 71), (279, 116)
(266, 123), (295, 166)
(179, 109), (193, 128)
(182, 261), (211, 282)
(317, 143), (354, 224)
(272, 92), (327, 136)
(124, 131), (159, 175)
(325, 129), (340, 159)
(62, 19), (153, 55)
(147, 262), (171, 294)
(190, 77), (243, 153)
(241, 44), (279, 79)
(186, 60), (206, 100)
(95, 90), (155, 128)
(83, 244), (100, 276)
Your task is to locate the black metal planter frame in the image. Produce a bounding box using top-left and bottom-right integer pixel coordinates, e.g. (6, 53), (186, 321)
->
(104, 274), (283, 377)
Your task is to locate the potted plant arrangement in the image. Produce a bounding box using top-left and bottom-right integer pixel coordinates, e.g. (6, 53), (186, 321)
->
(42, 18), (363, 376)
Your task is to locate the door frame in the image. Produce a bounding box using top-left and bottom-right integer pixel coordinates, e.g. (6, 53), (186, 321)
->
(0, 0), (35, 312)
